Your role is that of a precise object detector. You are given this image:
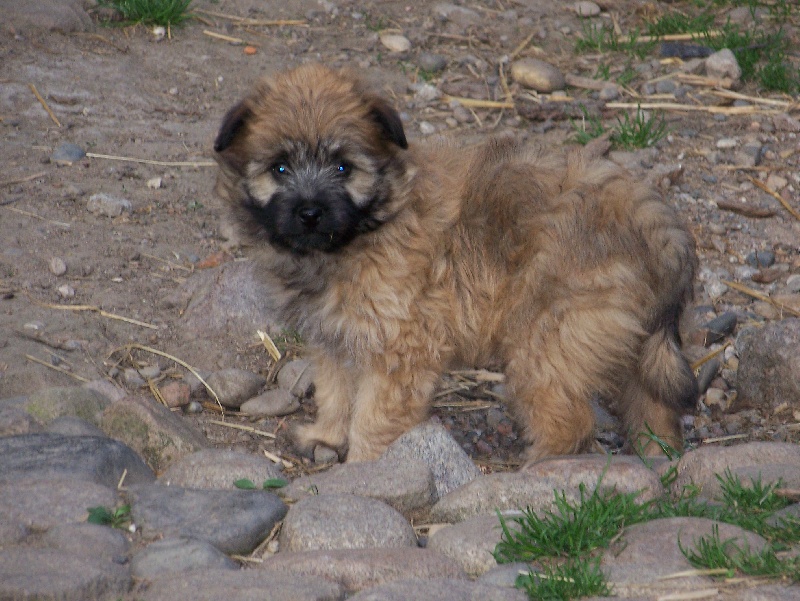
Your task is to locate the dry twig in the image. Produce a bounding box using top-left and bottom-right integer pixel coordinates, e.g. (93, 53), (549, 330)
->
(441, 95), (515, 109)
(27, 293), (158, 329)
(207, 420), (277, 439)
(722, 280), (800, 318)
(0, 171), (47, 187)
(606, 102), (779, 116)
(85, 152), (215, 168)
(29, 83), (61, 127)
(24, 354), (89, 382)
(203, 30), (247, 45)
(747, 175), (800, 222)
(195, 8), (305, 26)
(122, 343), (222, 410)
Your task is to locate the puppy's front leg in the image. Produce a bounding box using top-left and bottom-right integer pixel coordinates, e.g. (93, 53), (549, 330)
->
(346, 360), (440, 462)
(293, 349), (354, 459)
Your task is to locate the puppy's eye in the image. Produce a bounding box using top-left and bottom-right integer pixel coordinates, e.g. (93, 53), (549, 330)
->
(271, 163), (290, 177)
(335, 163), (352, 177)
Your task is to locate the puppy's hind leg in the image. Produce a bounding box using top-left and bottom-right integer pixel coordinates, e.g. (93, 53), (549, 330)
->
(293, 349), (354, 460)
(506, 298), (646, 467)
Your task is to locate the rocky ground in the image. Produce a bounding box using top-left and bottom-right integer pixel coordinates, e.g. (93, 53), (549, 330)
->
(1, 0), (799, 599)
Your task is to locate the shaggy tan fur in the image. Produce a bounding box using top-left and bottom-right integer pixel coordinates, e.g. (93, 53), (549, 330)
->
(214, 64), (698, 466)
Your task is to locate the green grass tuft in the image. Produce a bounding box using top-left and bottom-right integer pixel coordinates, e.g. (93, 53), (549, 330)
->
(516, 558), (612, 601)
(646, 11), (715, 37)
(494, 482), (652, 563)
(569, 105), (607, 146)
(99, 0), (193, 26)
(680, 524), (800, 581)
(610, 106), (668, 150)
(495, 466), (800, 598)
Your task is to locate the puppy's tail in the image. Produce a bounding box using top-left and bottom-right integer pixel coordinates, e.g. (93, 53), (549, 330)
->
(638, 303), (698, 415)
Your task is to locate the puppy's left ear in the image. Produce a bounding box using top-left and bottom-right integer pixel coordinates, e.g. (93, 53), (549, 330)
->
(368, 97), (408, 150)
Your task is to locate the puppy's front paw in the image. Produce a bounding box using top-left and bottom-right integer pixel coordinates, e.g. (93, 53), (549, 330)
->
(293, 422), (347, 459)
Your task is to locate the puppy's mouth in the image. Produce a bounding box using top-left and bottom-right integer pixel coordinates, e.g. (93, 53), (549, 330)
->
(241, 190), (382, 255)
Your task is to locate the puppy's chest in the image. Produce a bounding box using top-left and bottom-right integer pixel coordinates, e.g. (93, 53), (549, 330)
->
(293, 258), (448, 357)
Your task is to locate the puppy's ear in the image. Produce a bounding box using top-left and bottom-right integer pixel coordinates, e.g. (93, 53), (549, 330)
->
(368, 97), (408, 150)
(214, 99), (255, 176)
(214, 100), (251, 153)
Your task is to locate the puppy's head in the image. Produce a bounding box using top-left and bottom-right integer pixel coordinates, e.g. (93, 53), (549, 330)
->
(214, 64), (408, 255)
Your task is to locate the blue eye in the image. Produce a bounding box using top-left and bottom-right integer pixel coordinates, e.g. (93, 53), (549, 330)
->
(336, 163), (351, 176)
(272, 163), (289, 177)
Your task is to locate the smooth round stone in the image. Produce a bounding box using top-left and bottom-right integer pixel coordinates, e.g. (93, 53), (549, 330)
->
(574, 1), (600, 16)
(510, 58), (565, 93)
(417, 53), (448, 73)
(50, 143), (86, 166)
(379, 33), (411, 53)
(240, 389), (300, 418)
(49, 257), (67, 276)
(716, 137), (738, 149)
(745, 250), (775, 268)
(598, 85), (619, 101)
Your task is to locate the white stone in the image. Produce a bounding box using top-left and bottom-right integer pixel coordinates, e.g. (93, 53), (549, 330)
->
(49, 257), (67, 276)
(574, 1), (600, 16)
(419, 121), (436, 135)
(147, 177), (163, 190)
(86, 193), (132, 218)
(57, 285), (75, 298)
(705, 48), (741, 81)
(716, 137), (738, 149)
(379, 34), (411, 53)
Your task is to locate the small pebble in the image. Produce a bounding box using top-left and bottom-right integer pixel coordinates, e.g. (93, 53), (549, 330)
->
(49, 257), (67, 276)
(152, 26), (166, 39)
(159, 381), (191, 408)
(704, 388), (728, 411)
(655, 79), (677, 94)
(705, 48), (742, 81)
(184, 400), (203, 414)
(276, 360), (314, 397)
(50, 143), (86, 166)
(766, 174), (787, 191)
(412, 83), (441, 103)
(716, 138), (738, 149)
(56, 284), (75, 298)
(785, 274), (800, 293)
(419, 121), (436, 135)
(573, 1), (600, 16)
(745, 250), (775, 269)
(87, 193), (132, 218)
(773, 113), (800, 133)
(510, 58), (565, 93)
(379, 33), (411, 53)
(139, 365), (161, 380)
(417, 53), (448, 73)
(313, 445), (339, 465)
(703, 312), (737, 345)
(123, 368), (146, 388)
(598, 85), (619, 101)
(240, 389), (301, 418)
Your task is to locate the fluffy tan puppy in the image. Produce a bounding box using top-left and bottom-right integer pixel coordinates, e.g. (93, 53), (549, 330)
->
(213, 63), (698, 466)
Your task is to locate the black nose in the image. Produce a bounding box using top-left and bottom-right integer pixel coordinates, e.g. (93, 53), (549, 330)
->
(297, 205), (323, 228)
